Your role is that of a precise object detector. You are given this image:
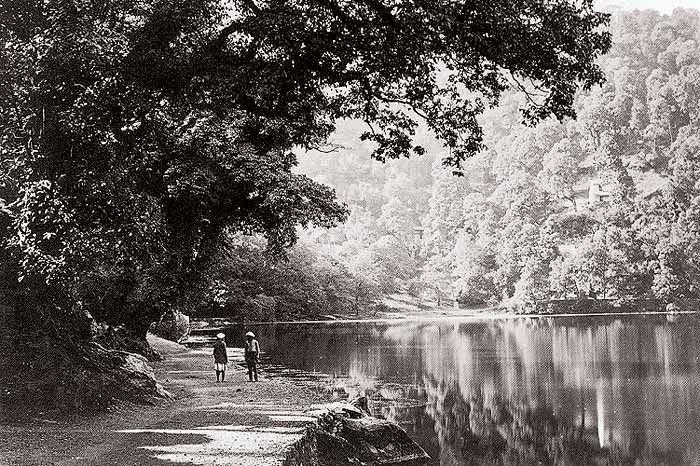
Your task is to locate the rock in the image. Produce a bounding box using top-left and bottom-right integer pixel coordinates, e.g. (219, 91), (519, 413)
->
(341, 417), (430, 465)
(1, 335), (170, 416)
(350, 396), (370, 415)
(87, 343), (171, 404)
(285, 402), (430, 466)
(150, 310), (191, 343)
(306, 401), (367, 421)
(95, 324), (162, 361)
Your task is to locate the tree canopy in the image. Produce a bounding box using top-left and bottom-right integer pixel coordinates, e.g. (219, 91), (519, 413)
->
(144, 0), (611, 170)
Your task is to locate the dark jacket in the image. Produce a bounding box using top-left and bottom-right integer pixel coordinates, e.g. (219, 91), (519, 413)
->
(244, 339), (260, 361)
(213, 340), (228, 364)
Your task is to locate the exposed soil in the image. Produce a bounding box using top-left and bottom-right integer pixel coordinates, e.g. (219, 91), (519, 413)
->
(0, 335), (331, 466)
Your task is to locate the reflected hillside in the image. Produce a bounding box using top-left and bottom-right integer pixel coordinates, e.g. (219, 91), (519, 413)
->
(230, 316), (700, 465)
(382, 317), (700, 465)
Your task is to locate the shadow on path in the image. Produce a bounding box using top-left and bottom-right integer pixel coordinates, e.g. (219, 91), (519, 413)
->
(0, 335), (329, 466)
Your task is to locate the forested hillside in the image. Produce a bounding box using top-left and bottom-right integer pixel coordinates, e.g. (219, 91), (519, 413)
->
(297, 8), (700, 312)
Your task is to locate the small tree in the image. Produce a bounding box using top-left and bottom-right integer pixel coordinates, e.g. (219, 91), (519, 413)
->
(540, 138), (584, 210)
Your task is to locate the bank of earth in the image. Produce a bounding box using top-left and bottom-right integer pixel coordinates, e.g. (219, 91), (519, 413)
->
(0, 335), (331, 466)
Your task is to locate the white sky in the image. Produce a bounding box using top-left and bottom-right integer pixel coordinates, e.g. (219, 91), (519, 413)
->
(597, 0), (700, 13)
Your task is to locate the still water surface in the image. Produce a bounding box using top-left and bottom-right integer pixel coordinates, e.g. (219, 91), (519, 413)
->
(210, 314), (700, 465)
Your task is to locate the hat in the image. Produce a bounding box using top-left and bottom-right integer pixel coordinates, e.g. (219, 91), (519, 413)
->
(246, 331), (255, 338)
(216, 333), (225, 339)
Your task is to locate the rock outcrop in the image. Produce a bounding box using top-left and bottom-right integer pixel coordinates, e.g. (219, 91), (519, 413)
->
(95, 344), (171, 402)
(0, 304), (170, 415)
(284, 400), (430, 466)
(150, 310), (191, 343)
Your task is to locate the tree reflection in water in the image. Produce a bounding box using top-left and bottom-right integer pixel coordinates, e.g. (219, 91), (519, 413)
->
(246, 315), (700, 465)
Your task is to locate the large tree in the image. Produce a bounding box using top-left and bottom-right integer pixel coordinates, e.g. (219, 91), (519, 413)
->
(0, 0), (611, 344)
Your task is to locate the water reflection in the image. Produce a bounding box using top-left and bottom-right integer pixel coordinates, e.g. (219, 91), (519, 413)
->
(213, 315), (700, 465)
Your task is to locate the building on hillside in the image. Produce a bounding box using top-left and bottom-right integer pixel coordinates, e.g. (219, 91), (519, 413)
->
(571, 179), (591, 211)
(572, 153), (615, 209)
(588, 180), (613, 205)
(569, 172), (668, 212)
(570, 179), (614, 210)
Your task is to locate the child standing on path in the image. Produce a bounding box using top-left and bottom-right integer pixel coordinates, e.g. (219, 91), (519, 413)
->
(213, 333), (228, 382)
(244, 331), (260, 382)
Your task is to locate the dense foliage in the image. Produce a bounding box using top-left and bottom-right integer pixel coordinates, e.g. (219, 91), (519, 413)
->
(203, 234), (358, 320)
(300, 8), (700, 312)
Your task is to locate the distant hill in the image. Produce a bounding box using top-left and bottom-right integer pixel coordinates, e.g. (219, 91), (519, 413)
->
(298, 8), (700, 311)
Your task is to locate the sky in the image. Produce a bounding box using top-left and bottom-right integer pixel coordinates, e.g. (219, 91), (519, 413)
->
(598, 0), (700, 13)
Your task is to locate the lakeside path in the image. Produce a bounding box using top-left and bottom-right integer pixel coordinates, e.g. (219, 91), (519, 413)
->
(0, 335), (330, 466)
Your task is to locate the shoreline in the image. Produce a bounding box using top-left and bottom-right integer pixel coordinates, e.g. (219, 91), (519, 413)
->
(0, 335), (333, 466)
(194, 308), (700, 328)
(3, 310), (697, 465)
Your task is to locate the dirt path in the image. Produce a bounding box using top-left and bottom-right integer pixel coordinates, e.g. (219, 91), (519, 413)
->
(0, 335), (330, 466)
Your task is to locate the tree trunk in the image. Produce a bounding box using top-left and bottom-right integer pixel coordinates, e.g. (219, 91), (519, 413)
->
(120, 306), (163, 361)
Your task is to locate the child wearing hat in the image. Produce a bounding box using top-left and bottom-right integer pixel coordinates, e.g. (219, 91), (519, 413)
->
(213, 332), (228, 382)
(244, 331), (260, 382)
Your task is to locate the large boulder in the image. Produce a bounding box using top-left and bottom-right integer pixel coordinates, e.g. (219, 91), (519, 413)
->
(91, 344), (171, 403)
(150, 310), (191, 343)
(284, 401), (430, 466)
(0, 302), (169, 416)
(1, 337), (170, 416)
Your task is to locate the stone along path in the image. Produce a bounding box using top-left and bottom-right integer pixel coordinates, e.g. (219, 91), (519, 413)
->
(0, 335), (329, 466)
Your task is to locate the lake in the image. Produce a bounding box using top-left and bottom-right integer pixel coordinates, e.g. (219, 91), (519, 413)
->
(197, 314), (700, 465)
